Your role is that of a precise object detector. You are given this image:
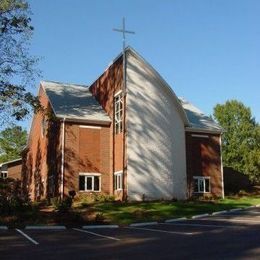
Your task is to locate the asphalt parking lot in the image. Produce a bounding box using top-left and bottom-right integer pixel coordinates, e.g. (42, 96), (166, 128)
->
(1, 207), (260, 260)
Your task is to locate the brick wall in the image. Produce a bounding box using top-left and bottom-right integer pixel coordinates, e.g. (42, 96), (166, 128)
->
(90, 57), (124, 198)
(7, 162), (22, 180)
(22, 85), (61, 201)
(186, 132), (223, 198)
(63, 123), (111, 196)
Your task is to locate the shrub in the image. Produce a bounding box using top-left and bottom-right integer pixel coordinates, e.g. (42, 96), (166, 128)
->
(95, 212), (105, 223)
(51, 196), (72, 212)
(93, 193), (115, 203)
(74, 193), (115, 207)
(0, 178), (31, 215)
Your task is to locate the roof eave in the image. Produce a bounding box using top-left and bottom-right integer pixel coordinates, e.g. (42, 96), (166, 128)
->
(185, 127), (222, 135)
(57, 117), (111, 126)
(0, 158), (22, 167)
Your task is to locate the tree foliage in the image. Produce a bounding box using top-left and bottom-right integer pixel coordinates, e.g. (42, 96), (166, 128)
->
(213, 100), (260, 183)
(0, 125), (27, 162)
(0, 0), (40, 124)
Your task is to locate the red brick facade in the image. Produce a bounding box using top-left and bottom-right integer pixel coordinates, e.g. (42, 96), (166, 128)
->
(90, 57), (124, 199)
(186, 132), (223, 198)
(23, 58), (124, 201)
(7, 162), (22, 180)
(63, 123), (111, 196)
(22, 85), (62, 201)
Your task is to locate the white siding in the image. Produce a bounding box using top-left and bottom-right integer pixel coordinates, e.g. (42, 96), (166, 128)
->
(126, 53), (187, 200)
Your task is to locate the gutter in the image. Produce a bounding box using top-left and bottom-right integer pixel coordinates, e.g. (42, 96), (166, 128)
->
(61, 117), (66, 199)
(219, 135), (225, 199)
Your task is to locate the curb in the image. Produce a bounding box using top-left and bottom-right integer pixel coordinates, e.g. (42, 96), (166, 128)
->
(0, 226), (8, 230)
(165, 217), (187, 223)
(191, 213), (209, 219)
(25, 225), (66, 230)
(228, 208), (243, 212)
(211, 210), (228, 216)
(245, 205), (256, 209)
(82, 225), (119, 229)
(129, 222), (158, 227)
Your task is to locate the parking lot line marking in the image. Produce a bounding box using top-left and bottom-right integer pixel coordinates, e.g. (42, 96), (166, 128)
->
(16, 229), (39, 245)
(127, 227), (195, 235)
(161, 223), (232, 228)
(73, 228), (120, 241)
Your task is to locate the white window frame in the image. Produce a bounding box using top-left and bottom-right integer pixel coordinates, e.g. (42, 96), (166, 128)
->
(79, 173), (101, 192)
(114, 91), (123, 134)
(114, 171), (123, 191)
(0, 171), (8, 179)
(193, 176), (210, 193)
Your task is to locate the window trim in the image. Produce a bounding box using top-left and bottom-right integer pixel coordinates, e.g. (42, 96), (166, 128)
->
(114, 91), (123, 134)
(193, 176), (210, 194)
(114, 90), (122, 97)
(114, 171), (123, 191)
(0, 171), (8, 179)
(79, 173), (101, 192)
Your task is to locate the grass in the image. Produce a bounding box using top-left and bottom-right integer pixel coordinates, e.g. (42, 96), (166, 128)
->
(1, 195), (259, 227)
(84, 195), (260, 225)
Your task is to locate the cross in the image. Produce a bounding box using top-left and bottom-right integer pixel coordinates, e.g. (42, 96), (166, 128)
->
(113, 17), (135, 52)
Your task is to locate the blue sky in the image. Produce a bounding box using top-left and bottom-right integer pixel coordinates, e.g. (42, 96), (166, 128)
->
(22, 0), (259, 129)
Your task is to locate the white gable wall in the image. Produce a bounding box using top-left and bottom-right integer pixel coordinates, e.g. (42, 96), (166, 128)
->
(126, 53), (187, 200)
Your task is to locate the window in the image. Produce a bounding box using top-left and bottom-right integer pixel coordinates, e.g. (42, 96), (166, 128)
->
(193, 176), (210, 193)
(114, 91), (123, 134)
(0, 171), (8, 179)
(114, 171), (123, 190)
(79, 173), (101, 192)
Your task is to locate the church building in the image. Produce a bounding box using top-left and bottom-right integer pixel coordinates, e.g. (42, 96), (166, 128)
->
(22, 47), (224, 201)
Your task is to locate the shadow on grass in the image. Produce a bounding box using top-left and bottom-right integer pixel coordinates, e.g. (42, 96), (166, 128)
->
(1, 195), (259, 227)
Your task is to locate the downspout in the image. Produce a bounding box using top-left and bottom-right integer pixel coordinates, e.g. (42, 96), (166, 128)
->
(219, 135), (225, 199)
(61, 118), (66, 199)
(122, 48), (127, 201)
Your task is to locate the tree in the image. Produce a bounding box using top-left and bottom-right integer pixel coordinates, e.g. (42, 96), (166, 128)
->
(0, 0), (40, 124)
(0, 125), (27, 162)
(213, 100), (260, 183)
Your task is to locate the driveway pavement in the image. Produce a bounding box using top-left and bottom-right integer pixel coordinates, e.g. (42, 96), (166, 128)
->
(1, 207), (260, 259)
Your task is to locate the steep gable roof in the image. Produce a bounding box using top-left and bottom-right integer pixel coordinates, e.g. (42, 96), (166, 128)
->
(179, 97), (222, 133)
(125, 47), (190, 126)
(41, 81), (111, 124)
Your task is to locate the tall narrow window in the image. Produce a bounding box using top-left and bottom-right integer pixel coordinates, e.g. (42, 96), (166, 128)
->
(114, 171), (123, 191)
(114, 91), (123, 134)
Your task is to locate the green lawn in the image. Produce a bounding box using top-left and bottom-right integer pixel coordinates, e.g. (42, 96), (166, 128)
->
(87, 196), (260, 225)
(1, 195), (259, 227)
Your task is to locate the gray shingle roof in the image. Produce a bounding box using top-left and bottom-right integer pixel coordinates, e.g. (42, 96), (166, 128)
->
(178, 97), (222, 133)
(41, 81), (111, 123)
